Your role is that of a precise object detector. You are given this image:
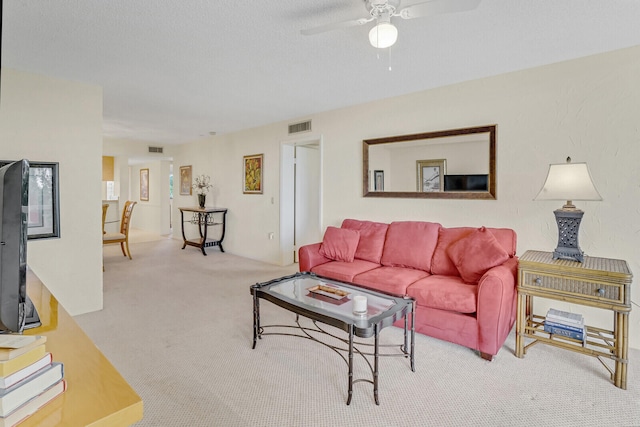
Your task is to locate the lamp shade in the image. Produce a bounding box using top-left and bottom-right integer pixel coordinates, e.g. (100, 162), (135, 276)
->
(534, 162), (602, 202)
(369, 22), (398, 48)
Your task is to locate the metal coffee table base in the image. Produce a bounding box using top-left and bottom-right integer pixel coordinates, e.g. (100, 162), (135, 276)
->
(252, 299), (415, 405)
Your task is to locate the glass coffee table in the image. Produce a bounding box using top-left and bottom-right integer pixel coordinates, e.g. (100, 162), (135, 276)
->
(250, 272), (415, 405)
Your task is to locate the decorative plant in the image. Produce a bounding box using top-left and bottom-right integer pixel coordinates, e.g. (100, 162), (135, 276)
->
(192, 174), (212, 195)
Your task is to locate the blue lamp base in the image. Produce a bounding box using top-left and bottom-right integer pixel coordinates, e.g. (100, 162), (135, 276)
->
(552, 208), (584, 263)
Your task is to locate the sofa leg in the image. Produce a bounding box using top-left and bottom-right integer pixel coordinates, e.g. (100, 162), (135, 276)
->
(479, 352), (493, 361)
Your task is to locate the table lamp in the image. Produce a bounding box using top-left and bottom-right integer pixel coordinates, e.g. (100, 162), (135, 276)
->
(534, 157), (602, 262)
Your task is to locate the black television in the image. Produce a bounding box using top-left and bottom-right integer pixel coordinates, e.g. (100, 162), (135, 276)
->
(444, 174), (489, 192)
(0, 160), (40, 333)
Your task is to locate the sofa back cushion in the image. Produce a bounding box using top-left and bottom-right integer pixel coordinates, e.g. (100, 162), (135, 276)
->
(341, 219), (389, 264)
(431, 226), (517, 276)
(380, 221), (441, 272)
(318, 226), (360, 262)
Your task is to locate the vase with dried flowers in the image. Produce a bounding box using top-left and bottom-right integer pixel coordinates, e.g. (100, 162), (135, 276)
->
(192, 174), (213, 208)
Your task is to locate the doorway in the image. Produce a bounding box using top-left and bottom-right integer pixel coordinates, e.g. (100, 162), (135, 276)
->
(280, 136), (322, 265)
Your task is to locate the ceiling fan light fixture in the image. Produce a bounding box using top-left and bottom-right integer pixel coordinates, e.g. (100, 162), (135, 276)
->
(368, 21), (398, 48)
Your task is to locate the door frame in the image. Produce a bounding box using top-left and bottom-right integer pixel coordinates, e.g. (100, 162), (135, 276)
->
(279, 134), (323, 266)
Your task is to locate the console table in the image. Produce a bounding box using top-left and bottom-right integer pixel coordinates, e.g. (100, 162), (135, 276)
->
(24, 269), (143, 426)
(178, 207), (227, 255)
(515, 250), (632, 389)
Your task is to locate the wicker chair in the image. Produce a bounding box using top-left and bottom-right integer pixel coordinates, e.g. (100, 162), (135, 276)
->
(103, 201), (137, 259)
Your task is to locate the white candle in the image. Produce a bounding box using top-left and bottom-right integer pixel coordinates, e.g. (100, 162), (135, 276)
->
(353, 295), (367, 314)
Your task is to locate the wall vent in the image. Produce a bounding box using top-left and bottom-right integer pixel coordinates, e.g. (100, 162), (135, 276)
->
(148, 146), (164, 154)
(288, 120), (311, 135)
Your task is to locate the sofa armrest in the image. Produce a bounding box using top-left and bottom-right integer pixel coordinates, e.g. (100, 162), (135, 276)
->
(476, 257), (519, 357)
(298, 243), (331, 272)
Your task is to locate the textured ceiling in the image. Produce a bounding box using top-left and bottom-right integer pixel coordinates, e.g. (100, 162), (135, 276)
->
(3, 0), (640, 145)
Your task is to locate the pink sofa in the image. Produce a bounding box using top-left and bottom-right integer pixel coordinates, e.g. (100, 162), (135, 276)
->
(298, 219), (518, 361)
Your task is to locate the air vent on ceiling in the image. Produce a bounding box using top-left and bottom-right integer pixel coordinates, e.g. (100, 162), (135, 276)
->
(148, 146), (164, 154)
(288, 120), (311, 135)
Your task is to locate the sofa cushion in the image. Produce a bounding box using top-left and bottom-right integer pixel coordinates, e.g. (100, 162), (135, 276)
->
(353, 266), (430, 296)
(319, 226), (360, 262)
(446, 227), (510, 284)
(431, 227), (475, 276)
(341, 219), (389, 264)
(380, 221), (440, 272)
(311, 259), (381, 283)
(407, 275), (478, 313)
(486, 228), (518, 256)
(432, 227), (517, 276)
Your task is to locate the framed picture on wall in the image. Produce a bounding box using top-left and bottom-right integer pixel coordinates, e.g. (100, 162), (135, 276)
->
(243, 154), (263, 194)
(374, 170), (384, 191)
(140, 168), (149, 201)
(179, 165), (192, 195)
(417, 159), (446, 192)
(0, 160), (61, 239)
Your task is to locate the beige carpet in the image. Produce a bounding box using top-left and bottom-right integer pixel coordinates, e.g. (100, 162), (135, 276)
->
(78, 238), (640, 426)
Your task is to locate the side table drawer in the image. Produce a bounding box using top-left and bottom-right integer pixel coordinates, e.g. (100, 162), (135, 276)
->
(521, 271), (624, 304)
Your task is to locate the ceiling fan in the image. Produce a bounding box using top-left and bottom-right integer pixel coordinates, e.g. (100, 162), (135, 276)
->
(301, 0), (481, 48)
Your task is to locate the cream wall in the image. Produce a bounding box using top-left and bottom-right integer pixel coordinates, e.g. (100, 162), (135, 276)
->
(171, 139), (217, 241)
(103, 138), (176, 235)
(0, 68), (104, 315)
(177, 45), (639, 348)
(172, 129), (283, 261)
(171, 139), (216, 210)
(129, 161), (171, 234)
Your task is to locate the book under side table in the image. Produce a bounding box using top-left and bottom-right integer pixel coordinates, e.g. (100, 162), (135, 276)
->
(515, 250), (633, 389)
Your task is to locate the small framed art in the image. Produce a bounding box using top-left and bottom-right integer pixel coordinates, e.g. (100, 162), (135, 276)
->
(243, 154), (263, 194)
(179, 165), (192, 195)
(0, 160), (61, 239)
(374, 170), (384, 191)
(140, 168), (149, 201)
(417, 159), (446, 192)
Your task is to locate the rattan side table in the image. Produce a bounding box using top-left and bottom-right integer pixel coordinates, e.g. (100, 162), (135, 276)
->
(515, 250), (633, 389)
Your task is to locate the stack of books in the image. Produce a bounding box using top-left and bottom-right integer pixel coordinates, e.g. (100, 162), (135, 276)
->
(0, 335), (65, 427)
(544, 308), (586, 342)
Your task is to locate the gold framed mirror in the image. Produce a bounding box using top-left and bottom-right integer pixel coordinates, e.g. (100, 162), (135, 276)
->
(363, 125), (496, 199)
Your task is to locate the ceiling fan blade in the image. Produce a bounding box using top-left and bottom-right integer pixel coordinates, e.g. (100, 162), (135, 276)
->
(300, 17), (373, 36)
(396, 0), (481, 20)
